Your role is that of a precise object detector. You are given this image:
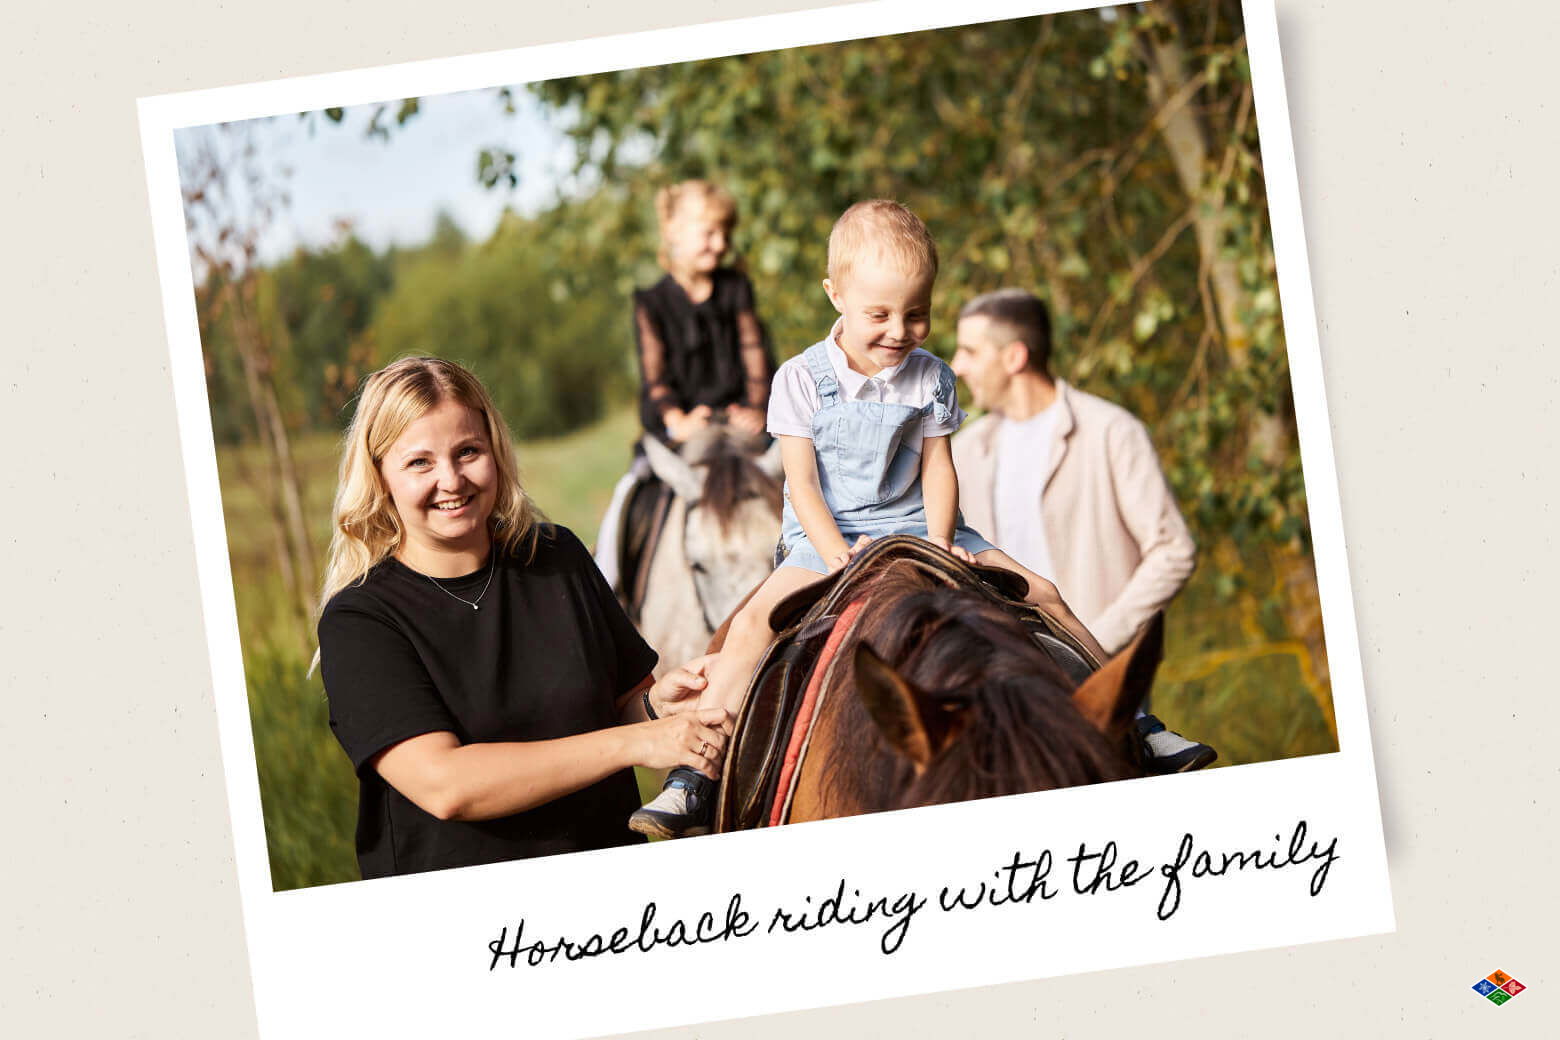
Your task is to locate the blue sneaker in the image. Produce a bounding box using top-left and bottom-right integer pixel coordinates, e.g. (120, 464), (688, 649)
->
(628, 767), (716, 838)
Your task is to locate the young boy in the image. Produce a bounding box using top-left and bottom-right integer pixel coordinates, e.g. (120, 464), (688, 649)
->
(629, 200), (1106, 839)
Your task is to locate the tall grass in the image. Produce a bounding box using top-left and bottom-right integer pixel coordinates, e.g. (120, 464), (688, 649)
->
(220, 405), (1336, 891)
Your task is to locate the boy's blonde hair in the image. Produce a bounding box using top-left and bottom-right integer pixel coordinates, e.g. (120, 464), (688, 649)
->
(314, 357), (540, 658)
(654, 179), (738, 268)
(827, 200), (939, 287)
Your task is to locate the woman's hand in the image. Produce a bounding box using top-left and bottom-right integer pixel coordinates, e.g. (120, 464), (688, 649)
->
(925, 534), (975, 564)
(724, 403), (767, 437)
(648, 654), (717, 719)
(630, 709), (731, 778)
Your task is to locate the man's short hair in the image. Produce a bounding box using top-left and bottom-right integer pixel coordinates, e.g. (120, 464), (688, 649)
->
(959, 288), (1053, 374)
(827, 200), (939, 287)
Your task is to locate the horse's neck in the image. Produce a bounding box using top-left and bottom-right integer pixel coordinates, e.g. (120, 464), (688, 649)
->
(636, 499), (705, 677)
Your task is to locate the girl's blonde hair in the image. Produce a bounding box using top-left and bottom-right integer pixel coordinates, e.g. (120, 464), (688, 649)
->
(654, 179), (738, 269)
(316, 355), (541, 627)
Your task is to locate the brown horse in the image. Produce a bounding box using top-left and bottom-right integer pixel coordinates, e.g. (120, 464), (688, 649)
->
(713, 537), (1154, 830)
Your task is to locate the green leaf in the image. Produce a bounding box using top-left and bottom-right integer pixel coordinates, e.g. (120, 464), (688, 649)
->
(1133, 309), (1159, 342)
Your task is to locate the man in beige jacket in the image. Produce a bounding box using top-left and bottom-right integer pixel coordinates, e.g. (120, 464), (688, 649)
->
(951, 288), (1214, 772)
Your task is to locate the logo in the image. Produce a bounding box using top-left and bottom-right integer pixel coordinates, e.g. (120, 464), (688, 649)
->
(1472, 969), (1525, 1005)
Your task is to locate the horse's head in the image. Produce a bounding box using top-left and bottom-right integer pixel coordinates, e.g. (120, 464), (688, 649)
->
(641, 425), (784, 632)
(805, 570), (1153, 818)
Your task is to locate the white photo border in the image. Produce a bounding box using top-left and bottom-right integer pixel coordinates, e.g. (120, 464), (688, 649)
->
(138, 1), (1393, 1036)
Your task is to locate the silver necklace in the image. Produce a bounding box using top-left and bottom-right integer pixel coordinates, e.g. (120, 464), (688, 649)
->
(422, 553), (496, 611)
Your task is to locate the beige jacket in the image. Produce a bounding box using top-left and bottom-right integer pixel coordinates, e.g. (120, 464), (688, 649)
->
(953, 381), (1196, 654)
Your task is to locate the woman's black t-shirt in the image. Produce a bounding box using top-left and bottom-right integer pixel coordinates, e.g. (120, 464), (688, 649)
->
(317, 525), (656, 879)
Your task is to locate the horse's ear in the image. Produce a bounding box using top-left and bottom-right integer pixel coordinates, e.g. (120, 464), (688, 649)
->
(854, 642), (963, 773)
(640, 435), (704, 502)
(756, 438), (784, 483)
(1071, 612), (1163, 744)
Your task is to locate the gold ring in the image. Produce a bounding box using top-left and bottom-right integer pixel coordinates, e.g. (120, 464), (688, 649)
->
(699, 741), (710, 758)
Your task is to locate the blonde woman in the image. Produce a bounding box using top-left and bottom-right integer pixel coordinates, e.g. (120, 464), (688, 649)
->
(316, 357), (729, 879)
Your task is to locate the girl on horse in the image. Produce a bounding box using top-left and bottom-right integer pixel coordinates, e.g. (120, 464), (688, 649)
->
(593, 180), (776, 591)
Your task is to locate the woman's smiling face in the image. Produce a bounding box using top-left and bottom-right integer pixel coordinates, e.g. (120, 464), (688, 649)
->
(380, 398), (498, 563)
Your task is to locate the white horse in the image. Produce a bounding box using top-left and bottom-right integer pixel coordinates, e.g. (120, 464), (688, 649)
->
(636, 426), (783, 676)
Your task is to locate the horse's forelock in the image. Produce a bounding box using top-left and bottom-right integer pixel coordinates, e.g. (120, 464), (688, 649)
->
(696, 435), (782, 535)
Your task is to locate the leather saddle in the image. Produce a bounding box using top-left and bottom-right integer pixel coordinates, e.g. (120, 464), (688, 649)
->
(615, 472), (674, 624)
(714, 535), (1101, 833)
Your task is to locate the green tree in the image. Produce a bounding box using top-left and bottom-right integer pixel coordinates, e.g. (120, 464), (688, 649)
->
(262, 233), (394, 429)
(181, 121), (319, 635)
(428, 209), (470, 258)
(366, 205), (634, 438)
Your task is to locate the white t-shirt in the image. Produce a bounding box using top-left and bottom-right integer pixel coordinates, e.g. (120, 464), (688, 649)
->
(994, 407), (1058, 580)
(766, 328), (965, 448)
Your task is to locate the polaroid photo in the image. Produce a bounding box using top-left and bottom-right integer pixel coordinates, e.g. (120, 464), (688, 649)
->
(138, 0), (1393, 1035)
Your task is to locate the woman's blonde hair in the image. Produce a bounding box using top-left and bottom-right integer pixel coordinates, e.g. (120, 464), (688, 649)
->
(316, 355), (541, 623)
(654, 179), (738, 269)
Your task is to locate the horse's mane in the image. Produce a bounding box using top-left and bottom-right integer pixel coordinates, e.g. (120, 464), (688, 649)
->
(689, 430), (782, 534)
(815, 560), (1138, 816)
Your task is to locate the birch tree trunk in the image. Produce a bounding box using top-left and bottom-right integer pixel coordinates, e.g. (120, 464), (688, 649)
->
(1135, 4), (1332, 720)
(228, 276), (317, 637)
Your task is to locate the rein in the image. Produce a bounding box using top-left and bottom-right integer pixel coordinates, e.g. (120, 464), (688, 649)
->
(683, 513), (726, 635)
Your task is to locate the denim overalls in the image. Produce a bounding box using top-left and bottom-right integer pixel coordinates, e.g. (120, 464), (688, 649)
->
(778, 340), (996, 573)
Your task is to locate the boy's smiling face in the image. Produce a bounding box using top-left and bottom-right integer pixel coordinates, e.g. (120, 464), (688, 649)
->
(823, 258), (935, 375)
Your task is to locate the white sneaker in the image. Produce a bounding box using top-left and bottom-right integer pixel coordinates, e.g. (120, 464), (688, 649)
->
(1137, 714), (1218, 773)
(627, 768), (714, 838)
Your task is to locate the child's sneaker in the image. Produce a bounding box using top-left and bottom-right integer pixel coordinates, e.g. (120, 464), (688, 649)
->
(1137, 714), (1218, 773)
(628, 767), (716, 838)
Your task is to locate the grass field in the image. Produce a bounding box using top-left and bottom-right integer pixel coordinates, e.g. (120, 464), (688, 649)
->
(217, 406), (1338, 891)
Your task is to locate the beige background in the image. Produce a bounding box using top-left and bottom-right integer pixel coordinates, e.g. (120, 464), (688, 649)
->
(4, 0), (1554, 1035)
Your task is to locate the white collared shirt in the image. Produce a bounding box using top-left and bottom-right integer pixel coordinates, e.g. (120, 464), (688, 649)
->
(766, 323), (966, 447)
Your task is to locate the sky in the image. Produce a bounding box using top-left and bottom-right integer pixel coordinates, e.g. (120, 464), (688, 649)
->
(176, 86), (578, 267)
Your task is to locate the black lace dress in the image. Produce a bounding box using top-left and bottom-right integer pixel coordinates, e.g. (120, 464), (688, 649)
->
(633, 268), (774, 441)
